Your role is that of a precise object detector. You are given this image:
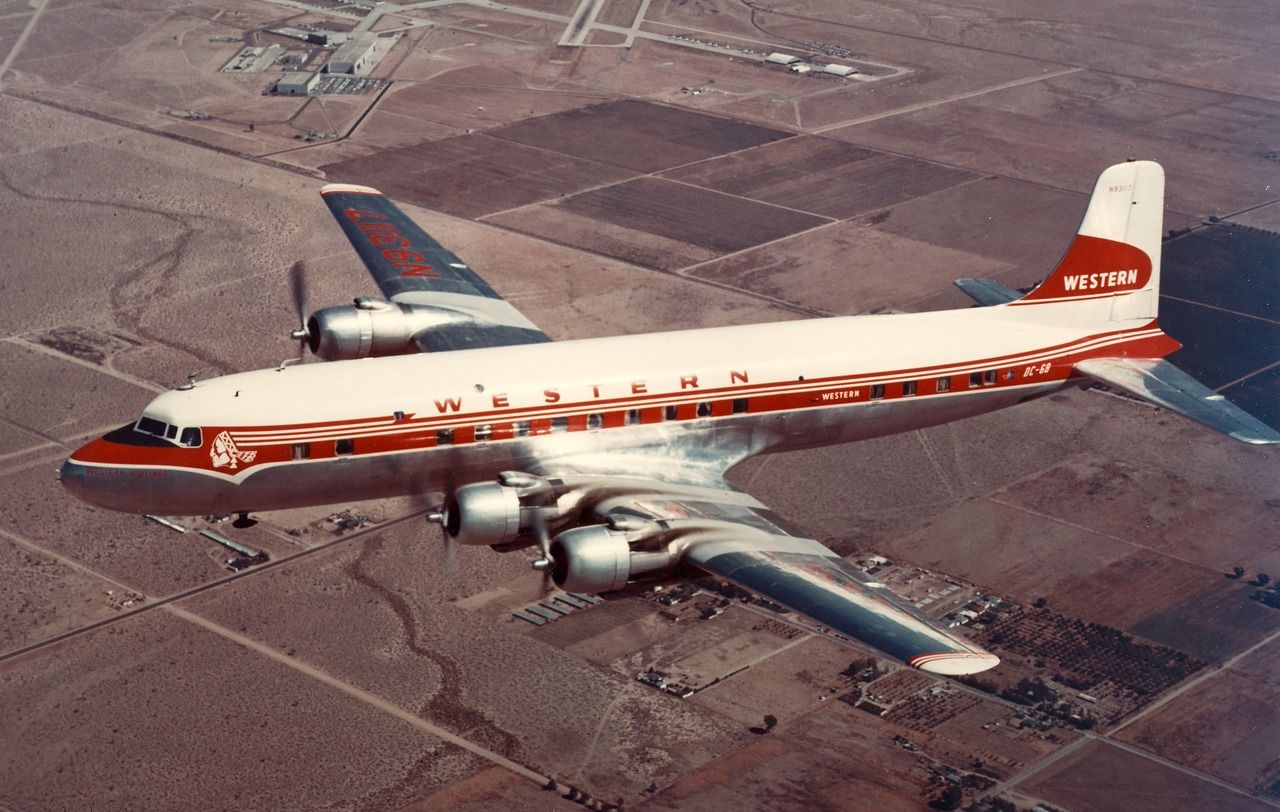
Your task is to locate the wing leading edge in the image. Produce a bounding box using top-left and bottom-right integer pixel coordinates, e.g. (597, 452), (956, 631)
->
(320, 183), (550, 351)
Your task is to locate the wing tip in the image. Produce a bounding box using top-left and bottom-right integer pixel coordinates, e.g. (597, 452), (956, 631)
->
(909, 651), (1001, 676)
(320, 182), (383, 197)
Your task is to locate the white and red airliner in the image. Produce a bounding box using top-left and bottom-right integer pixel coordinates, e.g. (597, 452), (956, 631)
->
(61, 161), (1277, 676)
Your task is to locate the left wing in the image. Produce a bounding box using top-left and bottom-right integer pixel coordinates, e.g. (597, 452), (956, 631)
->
(320, 183), (550, 351)
(583, 479), (1000, 675)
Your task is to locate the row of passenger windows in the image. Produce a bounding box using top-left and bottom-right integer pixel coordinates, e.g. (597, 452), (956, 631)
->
(436, 398), (750, 446)
(869, 370), (1014, 400)
(285, 373), (1015, 458)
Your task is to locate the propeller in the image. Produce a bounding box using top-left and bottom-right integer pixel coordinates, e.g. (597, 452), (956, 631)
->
(287, 260), (312, 360)
(425, 469), (460, 581)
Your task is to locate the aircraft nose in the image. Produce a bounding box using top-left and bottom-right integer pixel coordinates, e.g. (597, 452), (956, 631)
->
(59, 456), (90, 501)
(60, 435), (137, 511)
(61, 439), (113, 508)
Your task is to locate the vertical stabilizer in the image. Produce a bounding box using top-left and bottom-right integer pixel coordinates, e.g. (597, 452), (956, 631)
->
(1014, 161), (1164, 321)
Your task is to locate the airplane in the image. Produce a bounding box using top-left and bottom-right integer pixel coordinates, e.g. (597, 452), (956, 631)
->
(60, 160), (1278, 677)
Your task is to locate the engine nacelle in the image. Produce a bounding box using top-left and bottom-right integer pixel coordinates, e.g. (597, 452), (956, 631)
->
(307, 299), (451, 361)
(550, 526), (631, 594)
(443, 483), (526, 546)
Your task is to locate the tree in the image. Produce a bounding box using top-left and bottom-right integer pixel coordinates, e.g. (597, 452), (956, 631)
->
(763, 714), (778, 731)
(1230, 566), (1245, 579)
(929, 783), (963, 810)
(1257, 573), (1271, 587)
(1033, 596), (1048, 609)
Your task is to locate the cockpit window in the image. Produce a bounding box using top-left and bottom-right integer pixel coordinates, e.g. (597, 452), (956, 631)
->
(136, 416), (168, 437)
(166, 424), (178, 440)
(179, 427), (202, 448)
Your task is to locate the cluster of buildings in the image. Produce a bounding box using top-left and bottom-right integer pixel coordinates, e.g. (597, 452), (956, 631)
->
(221, 22), (397, 97)
(764, 51), (859, 77)
(636, 670), (696, 699)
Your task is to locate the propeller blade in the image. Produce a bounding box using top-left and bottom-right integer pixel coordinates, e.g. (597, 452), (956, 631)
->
(529, 508), (555, 593)
(287, 260), (311, 359)
(437, 471), (459, 580)
(443, 531), (458, 578)
(289, 260), (308, 324)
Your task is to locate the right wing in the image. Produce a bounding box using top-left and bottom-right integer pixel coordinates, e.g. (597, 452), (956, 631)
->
(955, 277), (1022, 306)
(579, 477), (1000, 675)
(1077, 357), (1280, 444)
(685, 535), (1000, 675)
(320, 183), (551, 351)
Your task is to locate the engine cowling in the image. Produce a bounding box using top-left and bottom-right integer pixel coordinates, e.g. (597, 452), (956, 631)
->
(307, 299), (450, 361)
(443, 483), (525, 546)
(550, 526), (632, 593)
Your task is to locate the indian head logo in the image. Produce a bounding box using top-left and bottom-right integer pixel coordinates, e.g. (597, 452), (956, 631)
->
(210, 431), (257, 469)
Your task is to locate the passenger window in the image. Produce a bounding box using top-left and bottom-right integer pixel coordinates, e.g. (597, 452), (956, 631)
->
(335, 438), (354, 455)
(969, 372), (982, 388)
(436, 429), (454, 445)
(664, 405), (678, 421)
(696, 402), (712, 418)
(292, 442), (311, 460)
(902, 381), (917, 396)
(626, 409), (641, 426)
(551, 417), (569, 433)
(514, 420), (531, 437)
(870, 384), (885, 400)
(587, 413), (604, 430)
(474, 424), (492, 441)
(936, 376), (951, 392)
(984, 370), (997, 385)
(732, 398), (749, 414)
(179, 427), (202, 447)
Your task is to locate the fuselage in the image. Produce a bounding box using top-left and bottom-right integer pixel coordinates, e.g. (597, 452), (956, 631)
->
(61, 304), (1176, 515)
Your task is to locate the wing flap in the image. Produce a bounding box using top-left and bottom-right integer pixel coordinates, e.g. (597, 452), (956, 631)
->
(1078, 358), (1280, 445)
(320, 183), (550, 350)
(955, 277), (1022, 306)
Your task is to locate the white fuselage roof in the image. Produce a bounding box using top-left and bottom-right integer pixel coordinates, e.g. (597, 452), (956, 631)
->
(141, 305), (1113, 431)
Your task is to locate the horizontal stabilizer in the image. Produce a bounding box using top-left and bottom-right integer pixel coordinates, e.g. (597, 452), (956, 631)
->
(1078, 358), (1280, 445)
(955, 278), (1021, 307)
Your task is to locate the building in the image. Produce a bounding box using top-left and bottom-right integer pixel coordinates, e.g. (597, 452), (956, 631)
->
(273, 72), (319, 96)
(765, 52), (799, 65)
(223, 45), (283, 73)
(327, 34), (379, 75)
(823, 63), (857, 77)
(789, 63), (812, 74)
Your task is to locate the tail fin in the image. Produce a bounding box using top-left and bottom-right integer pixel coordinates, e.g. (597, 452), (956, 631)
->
(1013, 160), (1164, 321)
